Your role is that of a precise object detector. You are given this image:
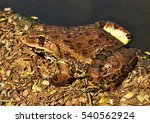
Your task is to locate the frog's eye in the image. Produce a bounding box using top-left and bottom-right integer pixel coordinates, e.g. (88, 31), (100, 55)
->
(38, 35), (46, 46)
(38, 36), (45, 42)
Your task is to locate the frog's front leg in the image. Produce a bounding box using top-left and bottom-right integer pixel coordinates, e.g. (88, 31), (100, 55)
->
(50, 60), (75, 86)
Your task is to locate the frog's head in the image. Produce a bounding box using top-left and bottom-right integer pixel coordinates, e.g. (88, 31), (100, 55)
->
(22, 31), (60, 59)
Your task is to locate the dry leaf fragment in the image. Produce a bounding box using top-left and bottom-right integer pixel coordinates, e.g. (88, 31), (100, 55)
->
(98, 97), (108, 104)
(49, 89), (56, 95)
(3, 83), (12, 91)
(0, 66), (5, 74)
(65, 100), (72, 106)
(6, 101), (13, 106)
(32, 84), (42, 92)
(120, 92), (135, 102)
(71, 98), (79, 105)
(137, 95), (145, 103)
(143, 95), (149, 101)
(79, 97), (87, 103)
(123, 92), (134, 99)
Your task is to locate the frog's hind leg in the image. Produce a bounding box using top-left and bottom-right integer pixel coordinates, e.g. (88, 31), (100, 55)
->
(95, 21), (132, 45)
(87, 48), (138, 92)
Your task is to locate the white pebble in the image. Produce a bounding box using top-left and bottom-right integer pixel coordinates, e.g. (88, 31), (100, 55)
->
(42, 80), (50, 85)
(4, 7), (12, 11)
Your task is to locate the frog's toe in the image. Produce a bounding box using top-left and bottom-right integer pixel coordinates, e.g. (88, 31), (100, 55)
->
(96, 21), (132, 45)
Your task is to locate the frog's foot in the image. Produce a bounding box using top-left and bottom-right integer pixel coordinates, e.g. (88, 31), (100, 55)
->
(50, 60), (75, 86)
(96, 21), (132, 45)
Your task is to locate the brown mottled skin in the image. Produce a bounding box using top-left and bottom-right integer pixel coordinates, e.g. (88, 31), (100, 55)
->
(0, 9), (138, 91)
(22, 23), (138, 91)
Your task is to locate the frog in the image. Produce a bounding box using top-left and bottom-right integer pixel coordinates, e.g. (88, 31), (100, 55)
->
(0, 8), (138, 91)
(21, 20), (138, 91)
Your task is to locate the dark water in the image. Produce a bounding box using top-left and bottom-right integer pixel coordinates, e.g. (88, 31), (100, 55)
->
(0, 0), (149, 51)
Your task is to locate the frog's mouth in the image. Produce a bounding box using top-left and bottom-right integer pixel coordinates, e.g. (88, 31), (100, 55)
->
(96, 21), (132, 45)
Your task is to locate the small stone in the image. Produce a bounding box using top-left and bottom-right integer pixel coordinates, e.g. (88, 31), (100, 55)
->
(24, 25), (29, 31)
(6, 70), (11, 77)
(30, 16), (38, 20)
(4, 7), (11, 11)
(42, 80), (50, 86)
(137, 95), (145, 103)
(23, 90), (29, 97)
(145, 51), (150, 56)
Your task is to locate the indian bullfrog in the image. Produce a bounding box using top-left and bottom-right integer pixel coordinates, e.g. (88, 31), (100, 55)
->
(0, 8), (138, 91)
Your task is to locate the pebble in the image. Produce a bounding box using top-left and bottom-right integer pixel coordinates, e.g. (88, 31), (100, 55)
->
(30, 16), (38, 20)
(24, 25), (29, 31)
(23, 90), (29, 97)
(42, 80), (50, 86)
(4, 7), (11, 11)
(6, 70), (11, 77)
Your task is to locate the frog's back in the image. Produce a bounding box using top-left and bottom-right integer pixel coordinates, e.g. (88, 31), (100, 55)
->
(55, 24), (125, 63)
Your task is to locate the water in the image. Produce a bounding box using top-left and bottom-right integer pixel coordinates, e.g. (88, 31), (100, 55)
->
(0, 0), (149, 51)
